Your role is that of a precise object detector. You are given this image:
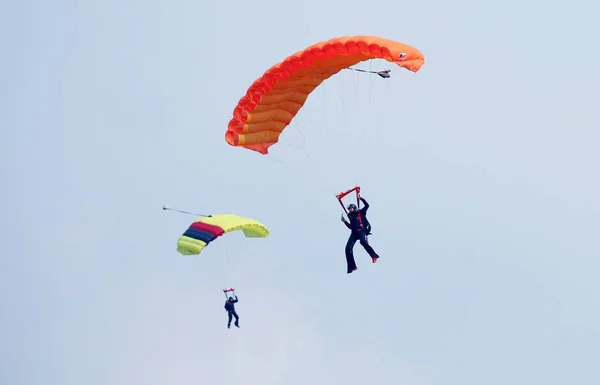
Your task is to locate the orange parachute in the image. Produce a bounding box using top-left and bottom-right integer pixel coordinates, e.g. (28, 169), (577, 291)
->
(225, 35), (425, 155)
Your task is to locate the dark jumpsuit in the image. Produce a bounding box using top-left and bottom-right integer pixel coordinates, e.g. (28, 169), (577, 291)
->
(224, 296), (239, 327)
(342, 197), (379, 273)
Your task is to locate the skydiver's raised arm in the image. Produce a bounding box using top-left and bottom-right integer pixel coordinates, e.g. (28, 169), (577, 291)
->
(359, 197), (369, 211)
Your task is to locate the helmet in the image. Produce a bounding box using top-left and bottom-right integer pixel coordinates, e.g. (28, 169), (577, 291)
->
(348, 203), (357, 212)
(228, 297), (233, 301)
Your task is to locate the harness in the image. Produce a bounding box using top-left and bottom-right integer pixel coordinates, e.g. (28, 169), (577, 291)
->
(356, 211), (372, 235)
(357, 212), (364, 229)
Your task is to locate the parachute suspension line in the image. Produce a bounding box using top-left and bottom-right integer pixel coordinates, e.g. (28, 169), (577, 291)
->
(309, 74), (330, 133)
(353, 67), (360, 105)
(374, 65), (396, 145)
(291, 115), (311, 159)
(369, 60), (373, 105)
(263, 115), (337, 199)
(162, 205), (210, 217)
(349, 61), (393, 146)
(386, 72), (392, 92)
(269, 153), (286, 165)
(265, 86), (318, 180)
(258, 93), (293, 152)
(280, 73), (341, 195)
(348, 62), (389, 148)
(273, 90), (310, 155)
(361, 65), (373, 144)
(346, 65), (375, 145)
(261, 88), (339, 199)
(267, 80), (313, 163)
(339, 68), (346, 133)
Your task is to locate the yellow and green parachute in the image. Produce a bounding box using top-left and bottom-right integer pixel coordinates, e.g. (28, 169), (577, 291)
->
(176, 214), (269, 255)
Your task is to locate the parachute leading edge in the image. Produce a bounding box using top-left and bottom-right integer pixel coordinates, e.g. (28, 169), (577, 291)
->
(225, 35), (425, 155)
(177, 214), (270, 255)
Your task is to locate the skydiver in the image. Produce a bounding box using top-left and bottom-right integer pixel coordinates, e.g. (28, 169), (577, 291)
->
(341, 193), (379, 273)
(224, 295), (240, 328)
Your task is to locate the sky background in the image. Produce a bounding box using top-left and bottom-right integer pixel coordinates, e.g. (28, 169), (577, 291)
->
(2, 0), (600, 384)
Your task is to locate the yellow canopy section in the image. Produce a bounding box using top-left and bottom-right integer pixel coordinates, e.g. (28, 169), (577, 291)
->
(176, 214), (269, 256)
(177, 237), (207, 255)
(200, 214), (270, 238)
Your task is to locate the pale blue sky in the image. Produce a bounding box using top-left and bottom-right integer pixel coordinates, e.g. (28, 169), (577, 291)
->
(2, 0), (599, 384)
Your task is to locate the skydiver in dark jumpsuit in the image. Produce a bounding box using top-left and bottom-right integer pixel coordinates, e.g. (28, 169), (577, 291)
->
(341, 194), (379, 273)
(224, 296), (240, 328)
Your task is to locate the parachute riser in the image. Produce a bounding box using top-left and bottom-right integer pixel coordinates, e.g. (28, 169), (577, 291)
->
(336, 186), (361, 217)
(223, 288), (235, 299)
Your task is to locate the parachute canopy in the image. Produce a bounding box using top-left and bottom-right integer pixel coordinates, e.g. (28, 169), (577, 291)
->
(226, 35), (425, 155)
(177, 214), (269, 255)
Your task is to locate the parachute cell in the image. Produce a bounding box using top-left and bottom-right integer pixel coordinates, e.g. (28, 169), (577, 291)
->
(177, 214), (269, 255)
(225, 35), (425, 155)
